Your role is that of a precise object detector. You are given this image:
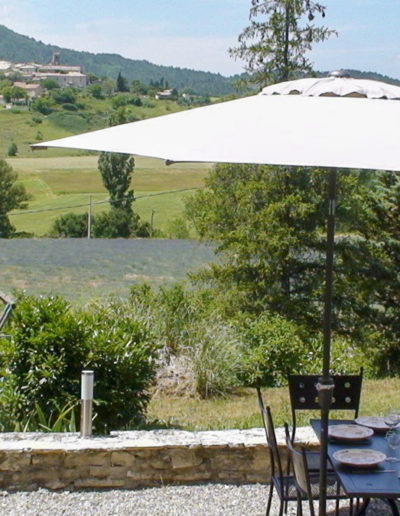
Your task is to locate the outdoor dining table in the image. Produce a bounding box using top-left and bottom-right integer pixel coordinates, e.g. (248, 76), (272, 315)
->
(311, 419), (400, 516)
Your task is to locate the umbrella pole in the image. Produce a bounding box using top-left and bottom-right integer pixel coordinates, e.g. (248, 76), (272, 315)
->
(318, 167), (337, 516)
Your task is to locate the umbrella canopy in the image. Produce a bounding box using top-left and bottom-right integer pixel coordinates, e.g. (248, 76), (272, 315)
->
(33, 73), (400, 516)
(34, 74), (400, 172)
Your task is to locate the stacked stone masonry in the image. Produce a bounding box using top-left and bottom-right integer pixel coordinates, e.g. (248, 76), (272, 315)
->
(0, 428), (318, 491)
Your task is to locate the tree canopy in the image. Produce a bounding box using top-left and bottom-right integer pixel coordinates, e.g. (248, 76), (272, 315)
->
(0, 159), (29, 237)
(230, 0), (336, 87)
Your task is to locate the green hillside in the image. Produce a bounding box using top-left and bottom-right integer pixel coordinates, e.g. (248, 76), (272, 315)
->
(0, 25), (240, 96)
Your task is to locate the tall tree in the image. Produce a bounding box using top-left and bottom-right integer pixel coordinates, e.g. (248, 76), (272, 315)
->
(230, 0), (336, 88)
(98, 109), (135, 213)
(0, 159), (29, 237)
(351, 172), (400, 375)
(98, 153), (135, 212)
(186, 0), (341, 328)
(116, 72), (130, 92)
(186, 164), (375, 331)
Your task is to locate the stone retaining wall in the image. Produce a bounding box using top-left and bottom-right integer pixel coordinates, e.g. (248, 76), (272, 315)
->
(0, 428), (318, 491)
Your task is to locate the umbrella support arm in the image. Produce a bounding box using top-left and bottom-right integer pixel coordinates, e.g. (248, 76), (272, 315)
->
(318, 167), (337, 516)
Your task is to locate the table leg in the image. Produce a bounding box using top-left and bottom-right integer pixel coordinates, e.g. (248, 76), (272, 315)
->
(354, 498), (369, 516)
(387, 499), (400, 516)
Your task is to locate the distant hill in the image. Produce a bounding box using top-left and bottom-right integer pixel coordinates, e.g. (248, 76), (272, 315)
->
(1, 24), (399, 96)
(318, 69), (400, 86)
(0, 24), (240, 96)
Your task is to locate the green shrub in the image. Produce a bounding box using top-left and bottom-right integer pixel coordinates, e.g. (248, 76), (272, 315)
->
(31, 96), (54, 115)
(92, 209), (151, 238)
(48, 213), (88, 237)
(0, 295), (89, 426)
(52, 88), (76, 105)
(130, 97), (143, 107)
(238, 313), (308, 388)
(84, 300), (159, 430)
(0, 294), (159, 433)
(166, 217), (190, 239)
(303, 335), (369, 376)
(111, 94), (129, 109)
(62, 103), (78, 111)
(7, 142), (18, 156)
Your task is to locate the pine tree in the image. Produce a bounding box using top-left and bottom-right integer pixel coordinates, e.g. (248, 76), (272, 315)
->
(230, 0), (336, 88)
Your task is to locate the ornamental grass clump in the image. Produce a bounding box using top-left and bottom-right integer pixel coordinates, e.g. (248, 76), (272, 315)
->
(185, 318), (244, 399)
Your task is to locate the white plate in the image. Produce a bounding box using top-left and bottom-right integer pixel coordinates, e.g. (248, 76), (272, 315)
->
(333, 449), (386, 468)
(355, 416), (391, 432)
(328, 424), (373, 441)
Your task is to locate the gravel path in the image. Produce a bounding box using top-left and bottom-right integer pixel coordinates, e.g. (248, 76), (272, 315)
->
(0, 485), (395, 516)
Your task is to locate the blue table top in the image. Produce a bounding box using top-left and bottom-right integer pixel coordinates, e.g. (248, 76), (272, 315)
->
(311, 419), (400, 498)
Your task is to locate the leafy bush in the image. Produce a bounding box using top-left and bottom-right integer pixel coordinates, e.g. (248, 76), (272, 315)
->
(87, 84), (103, 99)
(130, 97), (143, 107)
(237, 313), (308, 388)
(166, 217), (190, 239)
(0, 296), (89, 426)
(84, 300), (159, 430)
(31, 96), (54, 115)
(48, 213), (88, 238)
(303, 335), (370, 376)
(111, 94), (129, 109)
(92, 209), (151, 238)
(62, 103), (78, 111)
(0, 294), (159, 433)
(52, 88), (76, 105)
(7, 142), (18, 156)
(49, 210), (151, 238)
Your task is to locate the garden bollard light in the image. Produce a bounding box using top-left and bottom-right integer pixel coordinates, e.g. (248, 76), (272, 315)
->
(80, 370), (94, 438)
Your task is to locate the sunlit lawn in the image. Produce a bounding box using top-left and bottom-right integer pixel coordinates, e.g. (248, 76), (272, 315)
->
(147, 378), (400, 431)
(8, 155), (212, 235)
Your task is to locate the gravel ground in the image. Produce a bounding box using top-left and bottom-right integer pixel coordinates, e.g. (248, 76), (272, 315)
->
(0, 485), (395, 516)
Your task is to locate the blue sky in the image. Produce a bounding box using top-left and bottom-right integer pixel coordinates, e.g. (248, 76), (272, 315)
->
(0, 0), (399, 78)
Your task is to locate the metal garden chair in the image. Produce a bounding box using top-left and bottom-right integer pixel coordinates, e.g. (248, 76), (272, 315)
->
(284, 423), (354, 516)
(287, 369), (363, 470)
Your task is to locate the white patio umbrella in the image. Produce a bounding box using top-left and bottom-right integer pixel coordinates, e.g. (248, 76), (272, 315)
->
(33, 72), (400, 516)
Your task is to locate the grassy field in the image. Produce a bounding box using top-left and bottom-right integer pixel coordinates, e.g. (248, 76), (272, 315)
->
(0, 97), (186, 158)
(147, 378), (400, 431)
(0, 238), (215, 305)
(1, 94), (212, 235)
(8, 155), (212, 235)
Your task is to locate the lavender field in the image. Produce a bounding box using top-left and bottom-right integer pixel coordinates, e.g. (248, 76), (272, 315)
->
(0, 238), (215, 304)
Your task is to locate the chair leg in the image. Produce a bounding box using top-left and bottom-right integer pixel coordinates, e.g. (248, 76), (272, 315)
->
(296, 491), (303, 516)
(335, 481), (340, 516)
(265, 482), (274, 516)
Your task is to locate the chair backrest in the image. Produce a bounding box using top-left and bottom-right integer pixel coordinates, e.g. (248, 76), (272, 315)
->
(288, 368), (363, 438)
(284, 423), (316, 516)
(0, 290), (15, 336)
(256, 388), (284, 482)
